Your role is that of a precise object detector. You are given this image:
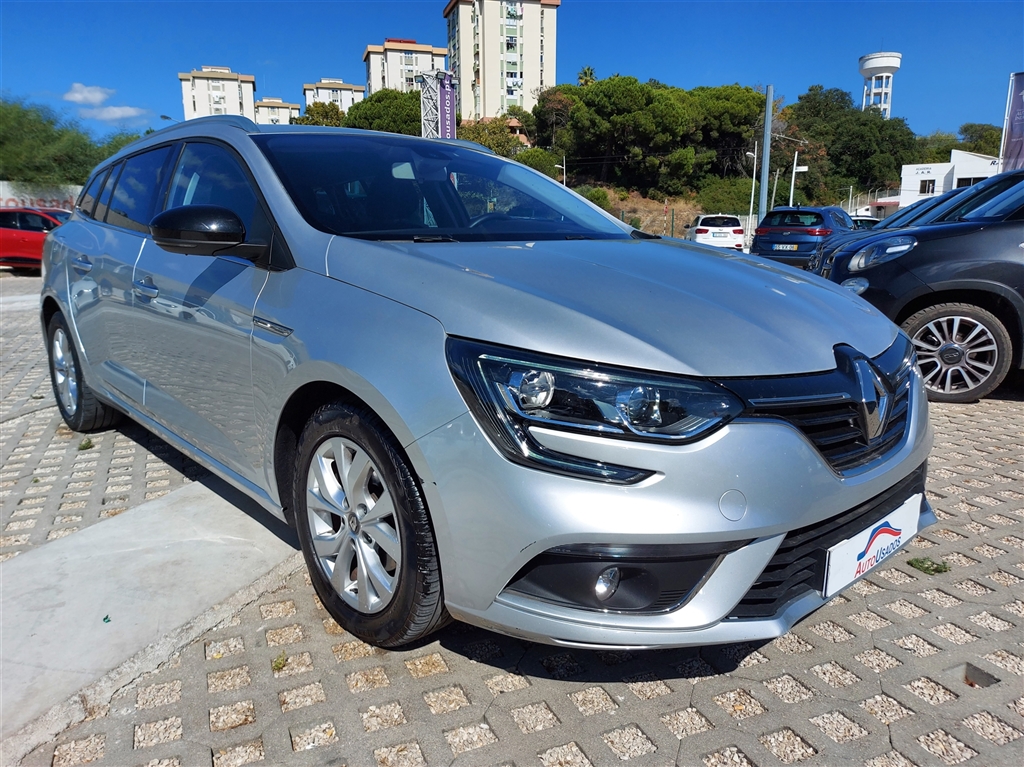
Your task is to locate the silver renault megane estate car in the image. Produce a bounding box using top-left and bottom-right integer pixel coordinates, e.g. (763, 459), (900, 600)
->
(41, 117), (934, 648)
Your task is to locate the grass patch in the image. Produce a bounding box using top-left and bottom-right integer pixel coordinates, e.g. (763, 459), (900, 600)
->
(271, 651), (287, 672)
(77, 438), (93, 451)
(908, 557), (950, 575)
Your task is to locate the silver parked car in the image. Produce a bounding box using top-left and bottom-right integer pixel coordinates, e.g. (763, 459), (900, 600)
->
(41, 117), (934, 649)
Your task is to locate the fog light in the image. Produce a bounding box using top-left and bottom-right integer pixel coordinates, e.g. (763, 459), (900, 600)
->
(594, 567), (620, 600)
(841, 277), (869, 295)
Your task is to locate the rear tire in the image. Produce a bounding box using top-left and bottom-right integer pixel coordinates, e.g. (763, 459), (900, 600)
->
(293, 401), (449, 647)
(901, 302), (1013, 403)
(46, 311), (121, 431)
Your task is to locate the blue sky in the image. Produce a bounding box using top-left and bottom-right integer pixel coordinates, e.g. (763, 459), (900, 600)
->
(2, 0), (1022, 140)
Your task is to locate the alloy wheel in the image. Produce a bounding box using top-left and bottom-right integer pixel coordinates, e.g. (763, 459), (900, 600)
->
(305, 436), (401, 613)
(51, 327), (78, 416)
(911, 315), (999, 396)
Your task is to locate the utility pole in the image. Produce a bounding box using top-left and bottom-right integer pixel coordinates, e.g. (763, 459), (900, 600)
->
(746, 141), (758, 234)
(758, 85), (773, 222)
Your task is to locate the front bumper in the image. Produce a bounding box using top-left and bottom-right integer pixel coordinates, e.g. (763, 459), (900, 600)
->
(412, 367), (934, 648)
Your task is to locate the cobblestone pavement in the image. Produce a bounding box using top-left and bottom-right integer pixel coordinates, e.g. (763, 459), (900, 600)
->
(1, 275), (208, 561)
(3, 272), (1023, 767)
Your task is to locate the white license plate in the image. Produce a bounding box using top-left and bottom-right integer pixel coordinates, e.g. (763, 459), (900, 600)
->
(712, 232), (727, 238)
(823, 493), (922, 597)
(772, 244), (798, 251)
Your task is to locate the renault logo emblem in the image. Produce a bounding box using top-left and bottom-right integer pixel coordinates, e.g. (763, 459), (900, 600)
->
(852, 358), (891, 442)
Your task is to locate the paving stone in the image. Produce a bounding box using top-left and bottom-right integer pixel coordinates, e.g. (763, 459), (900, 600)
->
(134, 717), (183, 748)
(347, 666), (390, 692)
(278, 681), (326, 712)
(811, 661), (860, 687)
(212, 737), (264, 767)
(961, 711), (1022, 745)
(623, 672), (672, 700)
(208, 666), (251, 693)
(856, 648), (902, 672)
(861, 694), (914, 724)
(702, 746), (755, 766)
(362, 701), (407, 732)
(405, 652), (448, 678)
(713, 689), (765, 719)
(136, 681), (181, 709)
(209, 700), (255, 732)
(810, 710), (869, 742)
(510, 701), (559, 733)
(763, 674), (814, 703)
(289, 721), (337, 751)
(444, 721), (497, 755)
(661, 707), (714, 739)
(373, 742), (425, 767)
(51, 734), (105, 767)
(486, 672), (530, 695)
(539, 742), (593, 767)
(903, 677), (957, 705)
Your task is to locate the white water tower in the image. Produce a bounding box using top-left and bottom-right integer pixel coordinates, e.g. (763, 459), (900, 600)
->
(859, 52), (901, 119)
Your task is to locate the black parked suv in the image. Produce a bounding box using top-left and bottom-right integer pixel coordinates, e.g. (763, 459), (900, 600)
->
(750, 206), (855, 267)
(811, 176), (1024, 403)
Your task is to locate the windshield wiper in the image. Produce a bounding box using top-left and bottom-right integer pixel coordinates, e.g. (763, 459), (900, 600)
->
(412, 234), (460, 243)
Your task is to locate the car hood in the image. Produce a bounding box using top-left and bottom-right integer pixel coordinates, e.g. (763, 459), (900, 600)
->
(326, 236), (895, 377)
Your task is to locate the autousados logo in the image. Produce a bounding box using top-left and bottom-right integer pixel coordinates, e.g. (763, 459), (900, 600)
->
(854, 520), (903, 577)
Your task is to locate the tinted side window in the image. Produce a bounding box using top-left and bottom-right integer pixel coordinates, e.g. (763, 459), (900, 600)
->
(94, 163), (122, 223)
(165, 143), (271, 243)
(78, 170), (108, 219)
(0, 211), (18, 228)
(833, 209), (854, 229)
(19, 212), (57, 232)
(107, 146), (174, 233)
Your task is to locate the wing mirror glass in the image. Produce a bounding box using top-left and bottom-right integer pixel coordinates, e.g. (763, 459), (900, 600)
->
(150, 205), (258, 257)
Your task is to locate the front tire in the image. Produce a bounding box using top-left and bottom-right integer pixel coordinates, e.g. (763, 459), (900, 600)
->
(293, 402), (449, 647)
(46, 311), (121, 431)
(901, 302), (1013, 403)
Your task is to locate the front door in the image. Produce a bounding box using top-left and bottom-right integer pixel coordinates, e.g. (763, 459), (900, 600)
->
(130, 142), (271, 485)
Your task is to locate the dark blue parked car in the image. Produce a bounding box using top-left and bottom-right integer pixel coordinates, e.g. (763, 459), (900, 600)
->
(749, 206), (855, 268)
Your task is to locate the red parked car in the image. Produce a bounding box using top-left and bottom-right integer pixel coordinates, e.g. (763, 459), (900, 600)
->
(0, 208), (69, 271)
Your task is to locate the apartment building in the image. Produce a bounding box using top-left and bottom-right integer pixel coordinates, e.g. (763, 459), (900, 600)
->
(179, 66), (256, 121)
(254, 97), (301, 125)
(363, 39), (448, 95)
(303, 78), (365, 112)
(445, 0), (558, 120)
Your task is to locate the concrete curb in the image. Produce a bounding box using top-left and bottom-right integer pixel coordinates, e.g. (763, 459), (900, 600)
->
(1, 552), (305, 766)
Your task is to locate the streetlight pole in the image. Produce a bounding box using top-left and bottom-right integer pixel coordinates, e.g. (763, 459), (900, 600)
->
(757, 85), (773, 222)
(788, 150), (799, 206)
(554, 156), (566, 186)
(746, 142), (758, 237)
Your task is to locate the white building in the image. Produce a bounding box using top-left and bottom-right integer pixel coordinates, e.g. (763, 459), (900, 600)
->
(179, 66), (256, 121)
(254, 97), (300, 125)
(363, 39), (448, 95)
(859, 52), (901, 119)
(445, 0), (559, 120)
(303, 78), (365, 112)
(896, 149), (1000, 209)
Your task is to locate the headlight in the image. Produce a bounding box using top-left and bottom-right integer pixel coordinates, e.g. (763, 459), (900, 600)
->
(446, 338), (745, 484)
(848, 236), (916, 272)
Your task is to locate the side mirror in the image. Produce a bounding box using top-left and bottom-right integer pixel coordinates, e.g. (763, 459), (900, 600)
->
(150, 205), (246, 256)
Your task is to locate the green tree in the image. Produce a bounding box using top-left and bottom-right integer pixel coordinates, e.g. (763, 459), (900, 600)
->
(504, 104), (536, 142)
(458, 118), (524, 158)
(515, 147), (559, 178)
(343, 89), (421, 135)
(917, 130), (960, 163)
(695, 177), (755, 215)
(293, 100), (345, 126)
(689, 85), (765, 179)
(577, 66), (596, 86)
(958, 123), (1001, 157)
(0, 99), (138, 184)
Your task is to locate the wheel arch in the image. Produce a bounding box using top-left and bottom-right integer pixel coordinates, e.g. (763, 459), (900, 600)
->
(894, 283), (1024, 369)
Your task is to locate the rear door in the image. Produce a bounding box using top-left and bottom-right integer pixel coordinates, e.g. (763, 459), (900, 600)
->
(0, 210), (22, 264)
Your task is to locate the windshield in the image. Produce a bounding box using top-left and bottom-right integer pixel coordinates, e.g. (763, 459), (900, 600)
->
(760, 211), (824, 227)
(48, 210), (71, 223)
(252, 133), (630, 242)
(877, 190), (959, 229)
(699, 216), (740, 228)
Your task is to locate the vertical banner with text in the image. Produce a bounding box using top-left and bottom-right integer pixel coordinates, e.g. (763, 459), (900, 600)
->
(1001, 72), (1024, 171)
(439, 74), (456, 140)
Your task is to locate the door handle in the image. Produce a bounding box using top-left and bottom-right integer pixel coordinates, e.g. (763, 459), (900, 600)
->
(71, 256), (93, 273)
(132, 279), (159, 299)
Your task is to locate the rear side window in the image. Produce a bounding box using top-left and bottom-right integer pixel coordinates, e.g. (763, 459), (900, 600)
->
(761, 211), (824, 227)
(0, 211), (18, 228)
(832, 209), (855, 228)
(78, 170), (108, 219)
(700, 216), (741, 228)
(107, 146), (175, 233)
(94, 163), (122, 222)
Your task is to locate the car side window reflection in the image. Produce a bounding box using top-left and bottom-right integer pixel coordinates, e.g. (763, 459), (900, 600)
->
(19, 213), (56, 232)
(165, 143), (271, 245)
(108, 147), (174, 233)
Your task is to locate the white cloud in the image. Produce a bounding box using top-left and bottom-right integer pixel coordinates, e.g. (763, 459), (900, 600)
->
(79, 106), (147, 121)
(63, 83), (115, 106)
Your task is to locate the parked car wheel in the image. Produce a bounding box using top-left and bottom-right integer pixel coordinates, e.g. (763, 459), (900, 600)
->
(293, 402), (449, 647)
(46, 311), (121, 431)
(902, 303), (1013, 403)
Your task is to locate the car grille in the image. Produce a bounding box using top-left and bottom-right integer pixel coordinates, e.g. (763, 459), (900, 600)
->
(720, 337), (916, 476)
(727, 463), (926, 619)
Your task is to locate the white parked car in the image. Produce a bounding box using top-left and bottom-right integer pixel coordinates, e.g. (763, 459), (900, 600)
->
(684, 214), (744, 250)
